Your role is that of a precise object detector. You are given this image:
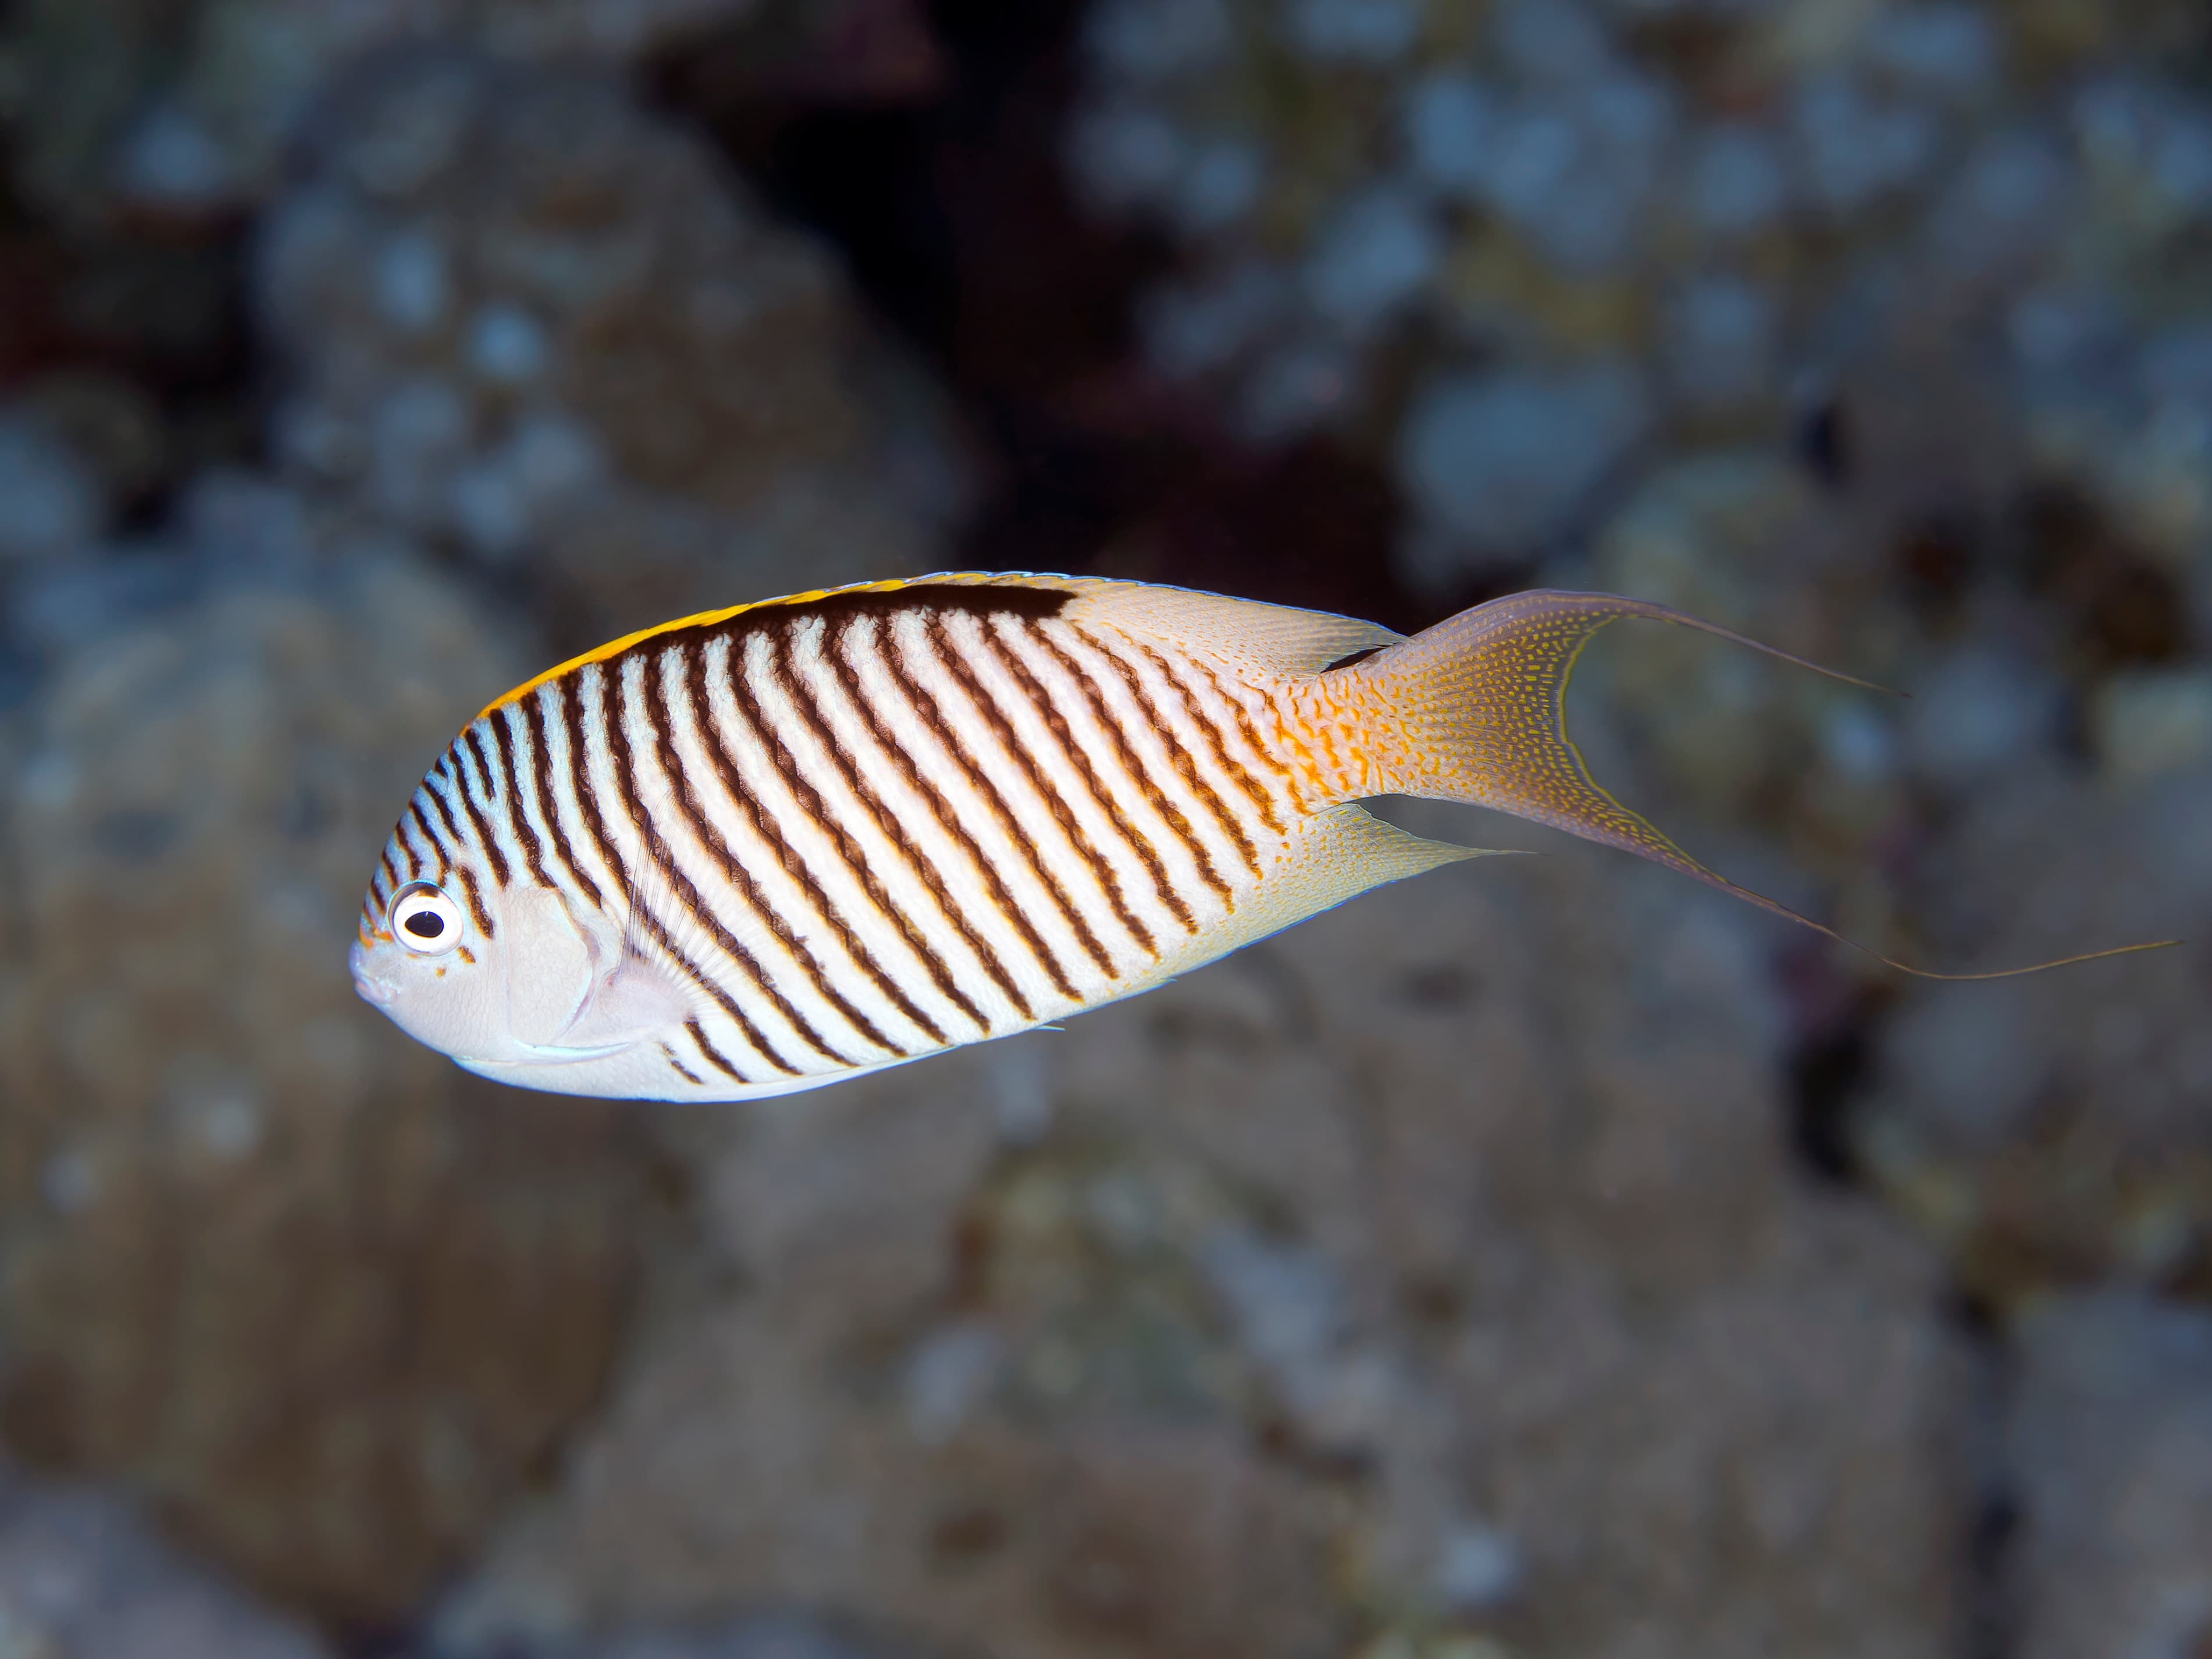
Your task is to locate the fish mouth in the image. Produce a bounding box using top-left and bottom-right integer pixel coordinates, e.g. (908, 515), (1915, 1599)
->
(348, 940), (397, 1006)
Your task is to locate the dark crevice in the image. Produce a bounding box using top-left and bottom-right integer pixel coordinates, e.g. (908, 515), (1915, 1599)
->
(1965, 1486), (2021, 1659)
(1894, 508), (1982, 631)
(0, 164), (265, 526)
(1783, 988), (1892, 1189)
(2010, 484), (2196, 673)
(1793, 397), (1853, 490)
(1786, 1028), (1872, 1187)
(647, 0), (1430, 633)
(1951, 1297), (2021, 1659)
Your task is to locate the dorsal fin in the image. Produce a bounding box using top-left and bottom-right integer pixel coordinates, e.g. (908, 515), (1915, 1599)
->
(1056, 579), (1403, 675)
(475, 572), (1398, 727)
(472, 572), (1084, 724)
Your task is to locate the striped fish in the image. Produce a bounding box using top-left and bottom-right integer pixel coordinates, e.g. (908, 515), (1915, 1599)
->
(348, 574), (2172, 1101)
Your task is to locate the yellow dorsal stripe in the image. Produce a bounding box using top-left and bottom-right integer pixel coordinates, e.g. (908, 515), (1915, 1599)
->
(470, 572), (1074, 728)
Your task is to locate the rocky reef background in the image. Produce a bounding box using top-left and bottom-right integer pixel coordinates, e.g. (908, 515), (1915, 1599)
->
(0, 1), (2206, 1656)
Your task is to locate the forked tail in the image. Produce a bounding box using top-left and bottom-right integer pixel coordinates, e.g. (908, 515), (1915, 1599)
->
(1344, 588), (2177, 980)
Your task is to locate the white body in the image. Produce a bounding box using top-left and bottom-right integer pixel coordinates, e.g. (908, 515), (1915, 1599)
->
(349, 576), (1481, 1101)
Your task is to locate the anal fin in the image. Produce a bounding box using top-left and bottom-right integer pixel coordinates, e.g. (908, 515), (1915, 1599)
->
(1120, 804), (1509, 991)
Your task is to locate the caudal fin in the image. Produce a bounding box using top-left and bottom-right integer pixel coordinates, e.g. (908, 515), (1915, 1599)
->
(1345, 588), (2176, 981)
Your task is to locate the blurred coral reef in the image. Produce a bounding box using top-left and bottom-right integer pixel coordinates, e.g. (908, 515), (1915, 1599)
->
(0, 1461), (336, 1659)
(0, 505), (657, 1626)
(258, 47), (970, 635)
(429, 841), (1961, 1659)
(0, 0), (2205, 1657)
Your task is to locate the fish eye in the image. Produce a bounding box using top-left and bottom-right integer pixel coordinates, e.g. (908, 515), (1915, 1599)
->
(390, 883), (465, 955)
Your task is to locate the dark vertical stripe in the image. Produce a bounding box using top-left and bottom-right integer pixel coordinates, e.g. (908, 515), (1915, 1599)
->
(983, 617), (1196, 935)
(423, 761), (473, 859)
(404, 802), (450, 873)
(916, 615), (1123, 977)
(405, 794), (494, 935)
(486, 709), (553, 889)
(1075, 625), (1259, 879)
(556, 672), (764, 1082)
(379, 848), (402, 891)
(866, 615), (1087, 996)
(455, 727), (514, 888)
(1189, 657), (1306, 810)
(696, 640), (950, 1045)
(660, 1043), (705, 1087)
(686, 1017), (743, 1083)
(617, 653), (863, 1066)
(1044, 627), (1232, 902)
(1139, 645), (1285, 836)
(658, 647), (906, 1056)
(447, 858), (494, 938)
(560, 672), (628, 891)
(521, 690), (605, 907)
(821, 617), (1038, 1019)
(734, 637), (977, 1039)
(596, 665), (812, 1075)
(765, 623), (998, 1033)
(939, 615), (1155, 957)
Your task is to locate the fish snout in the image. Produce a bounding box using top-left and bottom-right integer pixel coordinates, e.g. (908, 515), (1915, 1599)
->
(349, 939), (397, 1006)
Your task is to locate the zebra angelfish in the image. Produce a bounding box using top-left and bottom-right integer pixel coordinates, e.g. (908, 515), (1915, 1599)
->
(348, 574), (2172, 1101)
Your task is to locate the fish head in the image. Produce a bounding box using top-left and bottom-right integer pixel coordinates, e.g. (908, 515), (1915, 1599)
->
(349, 814), (533, 1063)
(351, 811), (696, 1094)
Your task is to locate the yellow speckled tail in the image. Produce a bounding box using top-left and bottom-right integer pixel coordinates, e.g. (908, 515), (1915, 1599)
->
(1334, 589), (2176, 981)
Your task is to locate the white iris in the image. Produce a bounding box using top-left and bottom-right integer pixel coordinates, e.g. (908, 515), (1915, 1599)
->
(390, 882), (464, 955)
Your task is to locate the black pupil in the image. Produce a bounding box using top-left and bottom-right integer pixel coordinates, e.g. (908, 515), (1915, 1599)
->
(404, 910), (445, 939)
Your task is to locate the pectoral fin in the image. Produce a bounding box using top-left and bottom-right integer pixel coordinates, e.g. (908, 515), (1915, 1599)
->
(552, 950), (692, 1053)
(503, 884), (690, 1057)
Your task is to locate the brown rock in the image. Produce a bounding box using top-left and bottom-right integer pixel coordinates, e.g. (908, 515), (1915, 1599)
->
(0, 546), (656, 1629)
